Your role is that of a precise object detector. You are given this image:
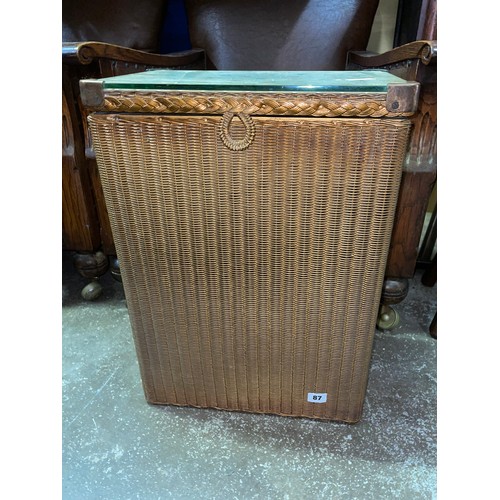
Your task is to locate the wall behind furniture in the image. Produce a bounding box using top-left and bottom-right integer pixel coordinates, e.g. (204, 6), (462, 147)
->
(367, 0), (399, 53)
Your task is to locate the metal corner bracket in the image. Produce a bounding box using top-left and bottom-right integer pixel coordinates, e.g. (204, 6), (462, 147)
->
(386, 82), (420, 114)
(80, 80), (105, 109)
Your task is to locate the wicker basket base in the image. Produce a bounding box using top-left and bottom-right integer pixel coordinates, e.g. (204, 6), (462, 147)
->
(89, 113), (410, 422)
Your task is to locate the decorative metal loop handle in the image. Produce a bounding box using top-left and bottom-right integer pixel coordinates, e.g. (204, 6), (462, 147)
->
(218, 112), (256, 151)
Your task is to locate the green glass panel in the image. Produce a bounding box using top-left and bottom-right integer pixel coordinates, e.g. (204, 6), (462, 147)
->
(100, 70), (406, 92)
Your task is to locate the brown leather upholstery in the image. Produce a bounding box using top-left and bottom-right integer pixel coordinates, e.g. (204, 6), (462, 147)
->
(62, 0), (166, 51)
(185, 0), (380, 70)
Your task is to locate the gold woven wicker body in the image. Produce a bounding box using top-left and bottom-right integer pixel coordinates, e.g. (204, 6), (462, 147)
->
(89, 112), (410, 423)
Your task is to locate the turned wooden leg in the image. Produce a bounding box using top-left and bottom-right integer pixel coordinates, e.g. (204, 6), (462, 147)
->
(381, 278), (409, 305)
(109, 256), (122, 283)
(377, 278), (409, 330)
(72, 251), (109, 300)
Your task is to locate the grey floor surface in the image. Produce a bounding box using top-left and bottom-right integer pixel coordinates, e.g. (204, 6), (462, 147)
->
(62, 251), (437, 499)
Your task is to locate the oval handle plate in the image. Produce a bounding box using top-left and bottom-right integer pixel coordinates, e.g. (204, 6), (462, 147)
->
(218, 112), (256, 151)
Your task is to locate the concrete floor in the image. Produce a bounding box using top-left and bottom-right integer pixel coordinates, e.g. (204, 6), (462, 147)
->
(62, 251), (437, 499)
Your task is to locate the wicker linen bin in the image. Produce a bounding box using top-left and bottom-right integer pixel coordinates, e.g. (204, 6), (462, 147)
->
(81, 70), (417, 423)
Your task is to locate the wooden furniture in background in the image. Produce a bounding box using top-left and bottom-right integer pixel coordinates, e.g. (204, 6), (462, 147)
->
(62, 0), (206, 299)
(394, 0), (437, 47)
(348, 39), (437, 328)
(350, 0), (437, 327)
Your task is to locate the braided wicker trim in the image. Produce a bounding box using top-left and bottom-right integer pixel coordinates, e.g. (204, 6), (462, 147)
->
(99, 91), (413, 117)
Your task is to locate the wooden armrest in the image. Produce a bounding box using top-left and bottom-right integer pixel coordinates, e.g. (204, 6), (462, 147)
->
(348, 40), (437, 68)
(62, 41), (205, 68)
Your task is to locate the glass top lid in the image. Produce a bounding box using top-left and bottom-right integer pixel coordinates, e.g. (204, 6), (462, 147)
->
(99, 70), (407, 92)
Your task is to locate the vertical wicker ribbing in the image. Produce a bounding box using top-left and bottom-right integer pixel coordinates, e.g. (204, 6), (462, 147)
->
(89, 113), (410, 423)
